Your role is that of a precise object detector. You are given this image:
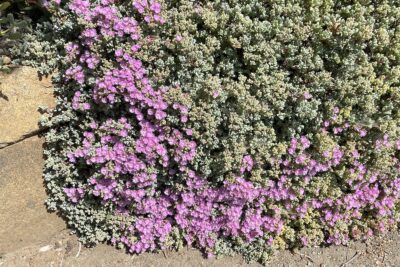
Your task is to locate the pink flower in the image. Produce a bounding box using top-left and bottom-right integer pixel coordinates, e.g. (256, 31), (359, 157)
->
(303, 92), (312, 99)
(212, 90), (219, 98)
(150, 2), (161, 14)
(175, 35), (183, 42)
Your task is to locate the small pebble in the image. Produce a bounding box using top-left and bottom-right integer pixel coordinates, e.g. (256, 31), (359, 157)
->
(65, 240), (74, 254)
(54, 240), (63, 249)
(39, 245), (52, 252)
(2, 56), (11, 65)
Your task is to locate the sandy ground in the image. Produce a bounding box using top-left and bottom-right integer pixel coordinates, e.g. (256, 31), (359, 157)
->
(1, 229), (400, 267)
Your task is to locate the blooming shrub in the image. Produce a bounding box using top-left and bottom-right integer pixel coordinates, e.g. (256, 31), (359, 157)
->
(41, 0), (400, 264)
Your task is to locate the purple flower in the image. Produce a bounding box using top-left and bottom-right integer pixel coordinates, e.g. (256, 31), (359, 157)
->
(64, 187), (84, 203)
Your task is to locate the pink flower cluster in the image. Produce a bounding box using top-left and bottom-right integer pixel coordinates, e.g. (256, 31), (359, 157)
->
(63, 187), (84, 203)
(133, 0), (165, 24)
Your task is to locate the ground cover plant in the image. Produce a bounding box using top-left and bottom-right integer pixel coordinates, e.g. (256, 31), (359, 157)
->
(40, 0), (400, 264)
(0, 0), (49, 71)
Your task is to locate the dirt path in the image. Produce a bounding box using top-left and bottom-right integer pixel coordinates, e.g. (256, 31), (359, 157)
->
(1, 216), (400, 267)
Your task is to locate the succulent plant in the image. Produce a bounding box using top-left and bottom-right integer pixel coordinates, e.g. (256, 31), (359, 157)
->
(0, 0), (49, 71)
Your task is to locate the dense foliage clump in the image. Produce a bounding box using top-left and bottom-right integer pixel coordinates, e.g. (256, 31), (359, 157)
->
(40, 0), (400, 264)
(0, 0), (49, 71)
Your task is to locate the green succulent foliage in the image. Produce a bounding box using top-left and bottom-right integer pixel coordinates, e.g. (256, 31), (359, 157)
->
(10, 20), (61, 75)
(0, 0), (49, 72)
(143, 0), (400, 185)
(0, 1), (31, 39)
